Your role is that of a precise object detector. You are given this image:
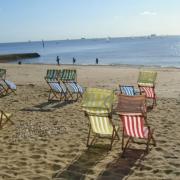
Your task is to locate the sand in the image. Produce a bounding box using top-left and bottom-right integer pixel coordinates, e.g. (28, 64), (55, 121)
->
(0, 63), (180, 180)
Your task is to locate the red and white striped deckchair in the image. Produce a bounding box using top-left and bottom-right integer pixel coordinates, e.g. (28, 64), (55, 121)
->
(120, 113), (156, 157)
(139, 86), (156, 106)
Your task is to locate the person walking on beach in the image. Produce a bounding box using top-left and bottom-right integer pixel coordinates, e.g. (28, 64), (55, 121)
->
(56, 56), (60, 65)
(96, 58), (99, 64)
(73, 57), (76, 65)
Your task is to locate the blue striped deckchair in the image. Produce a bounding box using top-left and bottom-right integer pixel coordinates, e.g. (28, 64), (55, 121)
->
(0, 69), (16, 95)
(119, 85), (136, 96)
(81, 88), (119, 150)
(60, 69), (84, 100)
(45, 69), (68, 101)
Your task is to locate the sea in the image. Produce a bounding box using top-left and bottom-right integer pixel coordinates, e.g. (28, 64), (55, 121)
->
(0, 35), (180, 67)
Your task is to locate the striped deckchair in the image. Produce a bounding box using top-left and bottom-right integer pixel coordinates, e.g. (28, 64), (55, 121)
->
(81, 88), (119, 150)
(44, 69), (67, 101)
(119, 85), (136, 96)
(60, 69), (84, 100)
(138, 71), (157, 108)
(119, 113), (156, 157)
(0, 69), (16, 95)
(0, 110), (13, 129)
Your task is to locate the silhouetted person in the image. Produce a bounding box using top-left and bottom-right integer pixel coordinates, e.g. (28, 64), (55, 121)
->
(42, 40), (45, 48)
(96, 58), (99, 64)
(18, 61), (22, 65)
(56, 56), (60, 65)
(73, 57), (76, 64)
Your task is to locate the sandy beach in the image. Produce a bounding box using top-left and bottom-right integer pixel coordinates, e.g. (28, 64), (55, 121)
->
(0, 63), (180, 180)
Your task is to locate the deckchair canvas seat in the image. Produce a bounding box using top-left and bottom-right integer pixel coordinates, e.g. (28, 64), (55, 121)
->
(89, 116), (119, 135)
(0, 111), (13, 129)
(4, 80), (16, 90)
(120, 114), (156, 156)
(0, 69), (16, 95)
(119, 85), (136, 96)
(66, 82), (84, 94)
(49, 82), (66, 93)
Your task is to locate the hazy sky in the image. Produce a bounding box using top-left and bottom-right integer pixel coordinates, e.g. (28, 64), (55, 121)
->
(0, 0), (180, 42)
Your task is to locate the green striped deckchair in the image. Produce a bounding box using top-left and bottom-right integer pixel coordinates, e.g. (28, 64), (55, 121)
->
(137, 71), (157, 107)
(60, 69), (84, 100)
(138, 71), (157, 87)
(61, 69), (77, 81)
(81, 88), (119, 150)
(44, 69), (68, 101)
(0, 69), (16, 95)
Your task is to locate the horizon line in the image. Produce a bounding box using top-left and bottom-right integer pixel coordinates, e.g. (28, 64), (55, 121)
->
(1, 34), (180, 44)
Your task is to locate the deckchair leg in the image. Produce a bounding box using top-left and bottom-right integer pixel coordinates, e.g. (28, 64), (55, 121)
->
(115, 128), (120, 140)
(122, 128), (125, 150)
(121, 137), (131, 157)
(109, 130), (115, 150)
(89, 134), (97, 147)
(87, 125), (91, 147)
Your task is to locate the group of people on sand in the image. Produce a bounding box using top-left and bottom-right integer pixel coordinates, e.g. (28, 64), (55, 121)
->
(56, 56), (99, 65)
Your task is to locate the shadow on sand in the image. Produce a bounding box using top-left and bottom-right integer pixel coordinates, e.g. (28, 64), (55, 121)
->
(52, 146), (146, 180)
(20, 100), (75, 112)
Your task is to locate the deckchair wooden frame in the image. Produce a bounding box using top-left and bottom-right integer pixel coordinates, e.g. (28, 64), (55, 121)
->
(120, 113), (156, 157)
(0, 110), (13, 129)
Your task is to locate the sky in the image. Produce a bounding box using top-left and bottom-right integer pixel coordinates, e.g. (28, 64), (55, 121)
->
(0, 0), (180, 43)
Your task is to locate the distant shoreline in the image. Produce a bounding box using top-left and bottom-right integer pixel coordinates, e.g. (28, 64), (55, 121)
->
(0, 53), (40, 63)
(2, 61), (180, 70)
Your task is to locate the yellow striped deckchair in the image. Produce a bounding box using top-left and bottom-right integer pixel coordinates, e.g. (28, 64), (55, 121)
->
(0, 110), (13, 129)
(81, 88), (119, 150)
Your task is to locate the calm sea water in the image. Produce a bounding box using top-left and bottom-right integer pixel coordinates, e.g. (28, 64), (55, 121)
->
(0, 36), (180, 67)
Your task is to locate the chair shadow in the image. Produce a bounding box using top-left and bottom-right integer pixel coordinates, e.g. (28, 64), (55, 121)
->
(97, 149), (146, 180)
(52, 146), (110, 180)
(52, 146), (146, 180)
(20, 100), (75, 112)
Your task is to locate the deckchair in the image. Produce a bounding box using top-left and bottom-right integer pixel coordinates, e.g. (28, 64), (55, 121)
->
(60, 69), (84, 100)
(44, 69), (67, 101)
(0, 110), (13, 129)
(0, 69), (16, 95)
(119, 85), (136, 96)
(119, 113), (156, 157)
(138, 71), (157, 107)
(82, 88), (119, 150)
